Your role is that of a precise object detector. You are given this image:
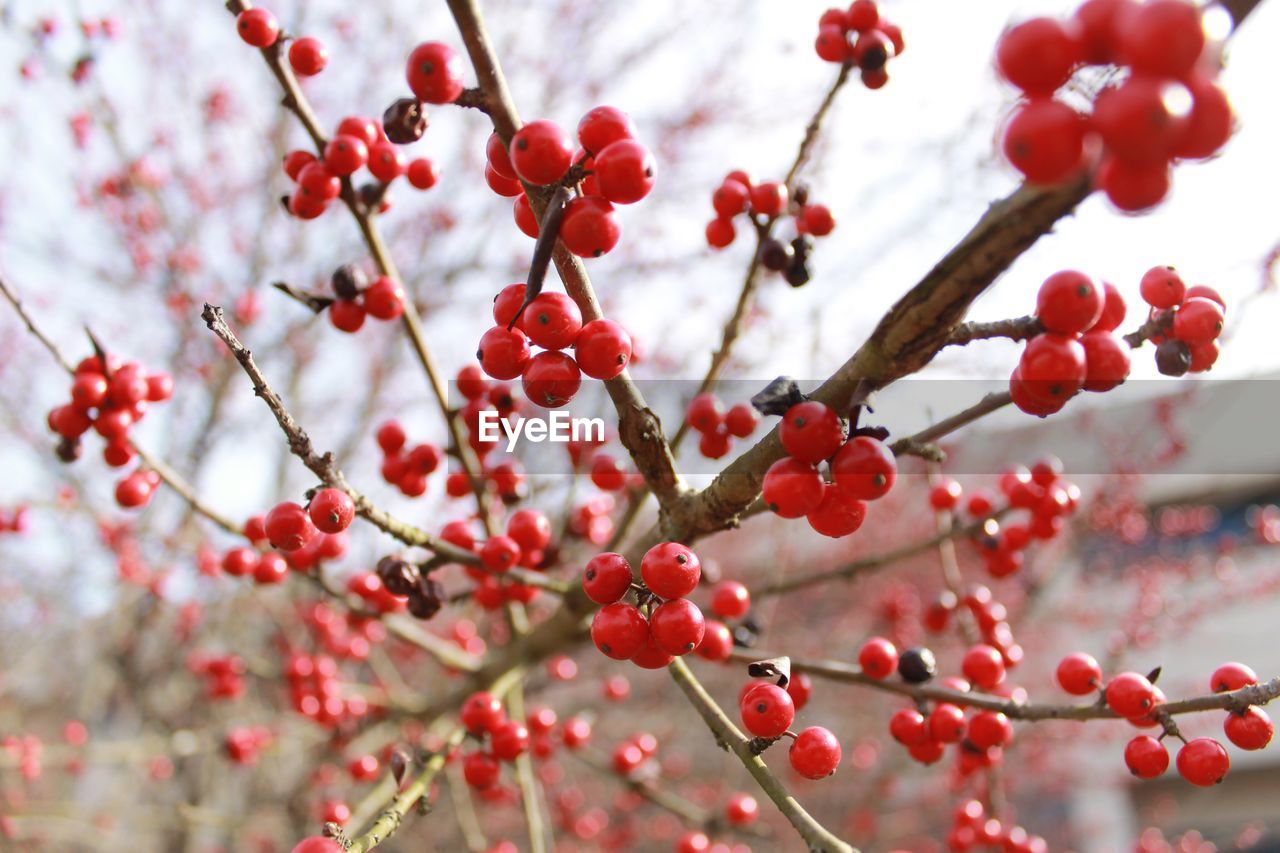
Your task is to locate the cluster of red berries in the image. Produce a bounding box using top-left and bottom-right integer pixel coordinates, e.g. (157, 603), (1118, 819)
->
(587, 543), (706, 669)
(224, 725), (274, 766)
(998, 0), (1232, 211)
(234, 6), (328, 76)
(188, 653), (246, 701)
(297, 600), (387, 663)
(963, 459), (1081, 578)
(373, 420), (443, 497)
(565, 493), (619, 545)
(457, 691), (533, 789)
(610, 731), (662, 776)
(866, 638), (1013, 769)
(285, 646), (374, 728)
(442, 510), (553, 611)
(1056, 655), (1272, 785)
(814, 0), (905, 89)
(490, 106), (656, 257)
(738, 679), (842, 779)
(947, 799), (1048, 853)
(1138, 265), (1226, 376)
(452, 365), (531, 500)
(477, 284), (633, 407)
(321, 264), (407, 333)
(685, 393), (759, 459)
(45, 353), (174, 507)
(761, 400), (899, 538)
(705, 172), (835, 286)
(1010, 270), (1130, 416)
(923, 585), (1027, 681)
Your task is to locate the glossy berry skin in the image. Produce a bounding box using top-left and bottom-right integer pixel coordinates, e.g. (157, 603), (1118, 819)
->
(740, 683), (795, 738)
(406, 42), (464, 104)
(1225, 707), (1273, 750)
(686, 393), (724, 433)
(323, 135), (367, 176)
(461, 692), (505, 735)
(574, 319), (632, 380)
(712, 180), (750, 217)
(477, 326), (532, 381)
(363, 276), (405, 321)
(298, 162), (340, 200)
(1056, 652), (1102, 695)
(1124, 735), (1169, 779)
(630, 635), (676, 670)
(591, 602), (649, 660)
(929, 479), (962, 510)
(510, 120), (574, 186)
(1173, 297), (1224, 345)
(1092, 77), (1185, 166)
(594, 140), (655, 204)
(462, 751), (501, 789)
(1081, 331), (1131, 392)
(236, 8), (279, 47)
(789, 726), (841, 779)
(961, 644), (1006, 690)
(889, 708), (929, 745)
(996, 17), (1080, 95)
(578, 106), (635, 155)
(1019, 333), (1087, 401)
(582, 552), (633, 604)
(710, 581), (750, 620)
(1177, 75), (1233, 160)
(1002, 99), (1086, 185)
(706, 217), (736, 249)
(929, 703), (967, 743)
(780, 401), (844, 463)
(1093, 281), (1127, 332)
(288, 37), (328, 76)
(1105, 672), (1156, 718)
(858, 637), (898, 680)
(724, 403), (759, 438)
(480, 536), (521, 572)
(523, 292), (582, 351)
(1211, 662), (1257, 693)
(1097, 155), (1170, 212)
(762, 457), (825, 518)
(697, 621), (734, 662)
(309, 488), (354, 534)
(1176, 737), (1230, 786)
(491, 720), (531, 761)
(967, 710), (1012, 749)
(507, 509), (551, 552)
(831, 436), (897, 500)
(253, 552), (288, 584)
(367, 143), (406, 183)
(406, 158), (439, 190)
(561, 197), (620, 257)
(749, 182), (788, 218)
(1121, 0), (1205, 78)
(265, 502), (316, 552)
(640, 542), (701, 600)
(1037, 270), (1103, 334)
(725, 792), (758, 825)
(521, 350), (581, 408)
(649, 598), (706, 656)
(492, 283), (528, 328)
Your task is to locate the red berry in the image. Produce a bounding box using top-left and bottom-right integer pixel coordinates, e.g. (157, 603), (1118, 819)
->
(1176, 737), (1229, 786)
(686, 393), (724, 433)
(1092, 281), (1128, 332)
(309, 488), (354, 534)
(1173, 297), (1224, 344)
(477, 326), (532, 381)
(762, 457), (825, 518)
(492, 283), (529, 328)
(115, 471), (154, 508)
(594, 140), (655, 205)
(712, 180), (750, 218)
(298, 161), (340, 200)
(235, 8), (279, 47)
(590, 454), (626, 491)
(574, 319), (631, 380)
(507, 509), (552, 552)
(461, 692), (505, 735)
(725, 792), (758, 825)
(323, 134), (367, 176)
(831, 435), (896, 500)
(697, 620), (733, 662)
(510, 120), (574, 186)
(800, 204), (836, 236)
(523, 292), (582, 351)
(748, 182), (788, 218)
(480, 536), (521, 572)
(1037, 270), (1103, 334)
(928, 703), (967, 743)
(740, 683), (794, 738)
(265, 502), (316, 552)
(562, 717), (592, 748)
(710, 581), (750, 620)
(288, 36), (328, 76)
(1177, 74), (1233, 160)
(591, 603), (649, 660)
(406, 42), (464, 104)
(561, 196), (620, 257)
(1140, 266), (1187, 309)
(376, 421), (406, 455)
(521, 350), (581, 408)
(582, 552), (633, 604)
(1225, 707), (1273, 751)
(908, 739), (945, 765)
(1125, 735), (1169, 779)
(72, 372), (109, 408)
(929, 479), (963, 510)
(145, 372), (174, 402)
(846, 0), (879, 31)
(815, 26), (852, 63)
(706, 217), (736, 249)
(724, 403), (759, 438)
(780, 401), (844, 463)
(967, 711), (1011, 749)
(514, 194), (539, 236)
(486, 132), (517, 180)
(462, 751), (501, 788)
(640, 542), (701, 600)
(1074, 0), (1137, 64)
(367, 143), (406, 183)
(492, 720), (531, 761)
(962, 644), (1006, 689)
(698, 429), (732, 460)
(789, 726), (841, 779)
(253, 551), (288, 584)
(1211, 662), (1257, 693)
(1080, 331), (1130, 392)
(649, 598), (706, 656)
(406, 158), (439, 190)
(578, 106), (635, 155)
(995, 18), (1080, 95)
(1056, 653), (1101, 695)
(336, 116), (379, 148)
(1018, 333), (1086, 403)
(1121, 0), (1205, 78)
(1105, 672), (1155, 718)
(363, 276), (405, 321)
(1096, 154), (1171, 212)
(327, 299), (364, 333)
(858, 637), (898, 680)
(889, 708), (929, 745)
(1092, 77), (1186, 166)
(806, 485), (867, 538)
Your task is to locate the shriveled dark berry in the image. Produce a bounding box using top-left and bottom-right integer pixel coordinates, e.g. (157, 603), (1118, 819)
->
(1155, 339), (1192, 377)
(332, 264), (369, 300)
(898, 647), (937, 683)
(784, 260), (812, 288)
(383, 98), (429, 144)
(376, 556), (419, 597)
(760, 239), (793, 271)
